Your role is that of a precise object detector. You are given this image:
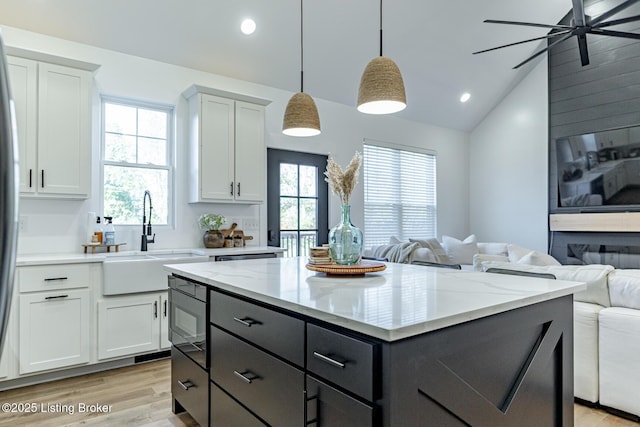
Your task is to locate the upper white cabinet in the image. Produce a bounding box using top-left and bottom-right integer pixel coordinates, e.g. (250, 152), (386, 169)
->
(184, 85), (270, 203)
(8, 54), (95, 198)
(595, 128), (629, 149)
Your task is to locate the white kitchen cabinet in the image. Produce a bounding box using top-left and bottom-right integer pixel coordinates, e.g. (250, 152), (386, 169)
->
(184, 85), (270, 203)
(625, 160), (640, 186)
(604, 170), (617, 200)
(7, 56), (94, 198)
(97, 291), (169, 360)
(596, 128), (629, 149)
(615, 166), (627, 193)
(19, 289), (90, 374)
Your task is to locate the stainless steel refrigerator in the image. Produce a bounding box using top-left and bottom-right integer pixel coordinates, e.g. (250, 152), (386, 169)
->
(0, 31), (19, 355)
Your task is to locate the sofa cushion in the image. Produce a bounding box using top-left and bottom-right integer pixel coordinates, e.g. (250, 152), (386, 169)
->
(409, 238), (451, 264)
(477, 242), (508, 257)
(507, 243), (534, 263)
(517, 251), (561, 267)
(442, 234), (478, 265)
(608, 269), (640, 310)
(472, 253), (509, 271)
(480, 261), (613, 307)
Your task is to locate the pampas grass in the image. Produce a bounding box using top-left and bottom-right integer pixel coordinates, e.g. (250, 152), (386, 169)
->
(324, 151), (361, 205)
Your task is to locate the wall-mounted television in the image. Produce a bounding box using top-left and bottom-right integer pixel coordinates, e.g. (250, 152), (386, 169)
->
(550, 124), (640, 213)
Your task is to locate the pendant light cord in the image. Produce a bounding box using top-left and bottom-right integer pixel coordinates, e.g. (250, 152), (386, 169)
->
(379, 0), (383, 56)
(300, 0), (304, 93)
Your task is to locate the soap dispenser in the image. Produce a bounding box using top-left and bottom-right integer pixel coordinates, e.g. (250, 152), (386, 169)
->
(93, 217), (104, 244)
(104, 217), (115, 245)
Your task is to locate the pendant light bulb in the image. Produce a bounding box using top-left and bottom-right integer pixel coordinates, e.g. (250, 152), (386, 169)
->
(357, 0), (406, 115)
(282, 0), (321, 137)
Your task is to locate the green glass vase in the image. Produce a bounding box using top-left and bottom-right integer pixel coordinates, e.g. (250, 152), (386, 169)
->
(328, 205), (363, 265)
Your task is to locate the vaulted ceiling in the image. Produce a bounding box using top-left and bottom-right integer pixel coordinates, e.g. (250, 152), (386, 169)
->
(0, 0), (576, 131)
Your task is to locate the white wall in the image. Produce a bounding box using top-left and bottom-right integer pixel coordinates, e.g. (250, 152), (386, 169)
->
(469, 57), (549, 252)
(3, 25), (470, 255)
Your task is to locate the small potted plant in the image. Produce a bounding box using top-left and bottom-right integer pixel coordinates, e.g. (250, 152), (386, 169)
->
(199, 213), (226, 248)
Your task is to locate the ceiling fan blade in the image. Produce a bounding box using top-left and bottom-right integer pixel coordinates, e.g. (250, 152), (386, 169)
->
(472, 30), (572, 55)
(577, 34), (590, 66)
(484, 19), (573, 30)
(594, 14), (640, 28)
(590, 0), (640, 26)
(590, 27), (640, 39)
(513, 32), (574, 69)
(572, 0), (587, 26)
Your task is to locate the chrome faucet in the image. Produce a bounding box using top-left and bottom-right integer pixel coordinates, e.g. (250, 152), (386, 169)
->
(141, 190), (155, 251)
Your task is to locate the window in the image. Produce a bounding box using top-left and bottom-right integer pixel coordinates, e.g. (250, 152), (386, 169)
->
(101, 97), (173, 225)
(363, 141), (437, 248)
(267, 149), (328, 257)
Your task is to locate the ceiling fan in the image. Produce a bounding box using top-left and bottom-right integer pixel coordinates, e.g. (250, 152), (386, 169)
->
(474, 0), (640, 69)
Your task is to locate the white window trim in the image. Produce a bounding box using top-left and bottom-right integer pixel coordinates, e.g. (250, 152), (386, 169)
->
(99, 95), (176, 228)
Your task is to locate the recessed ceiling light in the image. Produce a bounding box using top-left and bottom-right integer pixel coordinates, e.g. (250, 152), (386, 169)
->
(241, 18), (256, 35)
(460, 92), (471, 103)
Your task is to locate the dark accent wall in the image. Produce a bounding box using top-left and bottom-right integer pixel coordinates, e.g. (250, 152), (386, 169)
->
(549, 0), (640, 140)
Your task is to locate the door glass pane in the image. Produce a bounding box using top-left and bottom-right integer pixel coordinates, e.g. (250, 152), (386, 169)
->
(300, 199), (317, 229)
(300, 165), (317, 197)
(280, 197), (298, 229)
(280, 163), (298, 196)
(299, 232), (317, 257)
(280, 231), (298, 258)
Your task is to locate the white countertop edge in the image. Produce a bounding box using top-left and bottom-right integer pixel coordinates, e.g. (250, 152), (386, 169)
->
(165, 267), (586, 342)
(16, 246), (284, 266)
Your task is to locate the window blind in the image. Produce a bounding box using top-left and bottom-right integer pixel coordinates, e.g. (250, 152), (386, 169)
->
(363, 142), (437, 248)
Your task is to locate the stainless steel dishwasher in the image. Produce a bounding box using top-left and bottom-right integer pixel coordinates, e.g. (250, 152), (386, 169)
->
(214, 252), (278, 262)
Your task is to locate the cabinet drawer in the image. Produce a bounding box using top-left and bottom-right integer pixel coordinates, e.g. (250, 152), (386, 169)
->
(307, 376), (374, 427)
(19, 263), (93, 292)
(210, 326), (304, 427)
(307, 323), (378, 401)
(171, 347), (208, 427)
(211, 381), (267, 427)
(210, 290), (304, 366)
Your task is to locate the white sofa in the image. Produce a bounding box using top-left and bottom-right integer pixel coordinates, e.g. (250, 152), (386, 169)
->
(366, 235), (640, 420)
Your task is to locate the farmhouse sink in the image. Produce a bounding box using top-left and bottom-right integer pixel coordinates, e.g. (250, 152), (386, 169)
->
(103, 251), (209, 295)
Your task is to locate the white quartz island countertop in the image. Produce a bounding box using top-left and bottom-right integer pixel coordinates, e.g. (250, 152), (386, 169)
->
(165, 257), (586, 342)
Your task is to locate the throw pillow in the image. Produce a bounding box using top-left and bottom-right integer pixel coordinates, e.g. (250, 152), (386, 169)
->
(409, 238), (451, 264)
(517, 251), (561, 267)
(442, 234), (478, 265)
(473, 253), (509, 271)
(477, 242), (509, 257)
(507, 243), (534, 263)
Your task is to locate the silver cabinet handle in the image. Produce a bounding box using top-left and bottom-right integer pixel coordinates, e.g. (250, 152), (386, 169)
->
(313, 351), (346, 369)
(178, 380), (194, 390)
(44, 277), (68, 281)
(233, 370), (259, 384)
(233, 317), (260, 327)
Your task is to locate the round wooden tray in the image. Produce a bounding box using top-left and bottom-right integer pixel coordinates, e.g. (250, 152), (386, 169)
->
(305, 260), (386, 276)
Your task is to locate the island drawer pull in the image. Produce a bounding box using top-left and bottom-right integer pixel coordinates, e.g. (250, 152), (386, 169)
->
(44, 277), (68, 281)
(233, 316), (260, 327)
(233, 370), (259, 384)
(178, 380), (194, 390)
(45, 294), (69, 300)
(313, 351), (346, 369)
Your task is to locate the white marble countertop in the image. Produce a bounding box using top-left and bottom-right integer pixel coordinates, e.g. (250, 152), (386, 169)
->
(16, 246), (285, 266)
(164, 257), (586, 341)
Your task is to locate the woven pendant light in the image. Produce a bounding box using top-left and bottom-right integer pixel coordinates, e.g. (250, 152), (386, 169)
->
(282, 0), (321, 137)
(357, 0), (406, 115)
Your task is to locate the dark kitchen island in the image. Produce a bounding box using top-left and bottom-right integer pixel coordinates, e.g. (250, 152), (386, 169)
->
(165, 257), (585, 427)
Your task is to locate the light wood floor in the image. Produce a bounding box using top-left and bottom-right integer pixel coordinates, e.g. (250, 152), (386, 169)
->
(0, 358), (637, 426)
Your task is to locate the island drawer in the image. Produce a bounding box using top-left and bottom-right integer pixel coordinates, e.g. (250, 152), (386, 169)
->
(210, 290), (304, 366)
(171, 347), (209, 427)
(18, 263), (93, 292)
(307, 323), (378, 401)
(210, 325), (304, 427)
(211, 381), (267, 427)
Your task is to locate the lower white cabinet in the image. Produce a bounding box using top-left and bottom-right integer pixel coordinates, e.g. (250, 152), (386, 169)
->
(97, 292), (169, 360)
(19, 289), (90, 374)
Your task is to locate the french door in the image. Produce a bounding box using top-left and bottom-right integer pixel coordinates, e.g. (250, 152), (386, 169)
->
(267, 149), (328, 257)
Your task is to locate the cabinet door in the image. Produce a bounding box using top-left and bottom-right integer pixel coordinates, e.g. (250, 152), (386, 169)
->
(19, 289), (90, 374)
(160, 293), (171, 350)
(306, 376), (373, 427)
(234, 101), (265, 202)
(7, 56), (37, 194)
(97, 295), (160, 359)
(200, 94), (235, 201)
(37, 63), (90, 197)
